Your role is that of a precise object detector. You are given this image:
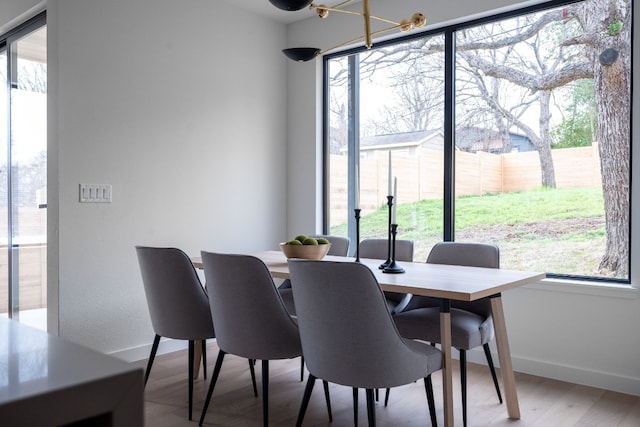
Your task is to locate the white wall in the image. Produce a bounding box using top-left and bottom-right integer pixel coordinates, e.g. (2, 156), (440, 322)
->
(284, 0), (640, 396)
(45, 0), (288, 357)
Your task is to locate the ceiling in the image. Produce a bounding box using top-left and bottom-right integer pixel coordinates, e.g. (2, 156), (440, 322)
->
(226, 0), (317, 24)
(12, 2), (346, 65)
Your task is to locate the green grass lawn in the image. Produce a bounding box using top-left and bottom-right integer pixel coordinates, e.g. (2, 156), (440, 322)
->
(331, 187), (613, 278)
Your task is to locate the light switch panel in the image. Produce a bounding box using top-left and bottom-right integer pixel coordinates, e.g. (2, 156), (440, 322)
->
(80, 184), (112, 203)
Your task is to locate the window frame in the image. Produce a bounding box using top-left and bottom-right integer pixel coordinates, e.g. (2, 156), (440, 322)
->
(322, 0), (633, 285)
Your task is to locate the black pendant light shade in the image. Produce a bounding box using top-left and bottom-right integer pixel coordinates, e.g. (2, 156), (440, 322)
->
(282, 48), (321, 62)
(269, 0), (313, 11)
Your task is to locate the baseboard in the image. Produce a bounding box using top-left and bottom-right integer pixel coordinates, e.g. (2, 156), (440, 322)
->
(107, 338), (204, 363)
(109, 339), (639, 397)
(465, 347), (640, 397)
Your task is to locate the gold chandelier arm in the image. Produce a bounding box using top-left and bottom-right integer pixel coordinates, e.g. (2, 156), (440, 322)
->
(327, 0), (353, 9)
(318, 22), (404, 57)
(319, 33), (367, 56)
(309, 2), (406, 28)
(369, 15), (400, 26)
(369, 23), (405, 38)
(310, 5), (361, 17)
(309, 6), (401, 26)
(363, 0), (371, 48)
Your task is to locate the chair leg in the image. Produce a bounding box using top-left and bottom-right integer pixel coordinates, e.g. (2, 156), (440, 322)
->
(483, 343), (503, 404)
(144, 334), (161, 387)
(322, 380), (333, 422)
(295, 374), (317, 427)
(188, 340), (194, 421)
(424, 375), (437, 427)
(249, 359), (258, 397)
(262, 360), (269, 427)
(460, 349), (467, 427)
(384, 388), (391, 406)
(202, 339), (207, 379)
(365, 389), (376, 427)
(352, 388), (358, 426)
(199, 350), (226, 427)
(300, 355), (305, 381)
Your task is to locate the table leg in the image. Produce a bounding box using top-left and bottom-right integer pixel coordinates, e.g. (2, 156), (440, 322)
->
(193, 340), (203, 379)
(440, 300), (453, 427)
(490, 294), (520, 419)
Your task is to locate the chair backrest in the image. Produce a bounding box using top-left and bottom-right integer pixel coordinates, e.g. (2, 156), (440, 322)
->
(311, 235), (350, 256)
(407, 242), (500, 315)
(427, 242), (499, 269)
(200, 252), (301, 360)
(288, 259), (438, 389)
(359, 238), (414, 262)
(135, 246), (214, 340)
(358, 238), (414, 305)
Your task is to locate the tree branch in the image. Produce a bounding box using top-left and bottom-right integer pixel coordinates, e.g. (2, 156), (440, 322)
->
(459, 51), (593, 92)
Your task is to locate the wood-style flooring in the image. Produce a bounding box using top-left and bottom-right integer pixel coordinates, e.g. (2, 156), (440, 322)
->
(141, 341), (640, 426)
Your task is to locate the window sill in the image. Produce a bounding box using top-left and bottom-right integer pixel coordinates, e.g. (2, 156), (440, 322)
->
(524, 278), (639, 299)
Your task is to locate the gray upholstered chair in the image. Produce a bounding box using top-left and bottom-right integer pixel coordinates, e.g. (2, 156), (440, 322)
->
(278, 234), (350, 315)
(288, 259), (442, 427)
(278, 234), (350, 381)
(359, 238), (414, 314)
(135, 246), (216, 421)
(311, 234), (350, 256)
(392, 242), (502, 427)
(198, 252), (332, 427)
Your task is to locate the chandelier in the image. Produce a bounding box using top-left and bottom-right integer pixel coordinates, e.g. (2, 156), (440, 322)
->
(269, 0), (426, 61)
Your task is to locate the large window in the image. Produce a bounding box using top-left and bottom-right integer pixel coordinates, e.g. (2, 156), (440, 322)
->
(326, 0), (631, 282)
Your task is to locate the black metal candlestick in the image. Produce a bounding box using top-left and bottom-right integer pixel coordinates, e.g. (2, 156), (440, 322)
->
(383, 223), (405, 274)
(354, 208), (361, 262)
(380, 195), (393, 269)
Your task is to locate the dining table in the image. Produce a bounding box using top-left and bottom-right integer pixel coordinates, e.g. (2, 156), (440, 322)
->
(192, 250), (545, 427)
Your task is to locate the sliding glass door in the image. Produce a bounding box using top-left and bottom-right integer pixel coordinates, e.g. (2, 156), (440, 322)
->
(0, 48), (7, 319)
(1, 14), (47, 330)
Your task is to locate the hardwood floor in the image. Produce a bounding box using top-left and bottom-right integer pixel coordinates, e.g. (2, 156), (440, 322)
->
(141, 341), (640, 426)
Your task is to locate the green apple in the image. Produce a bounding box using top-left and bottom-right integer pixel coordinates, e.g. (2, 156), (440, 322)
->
(294, 234), (309, 243)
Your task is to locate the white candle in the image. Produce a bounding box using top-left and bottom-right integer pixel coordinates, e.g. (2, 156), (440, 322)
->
(388, 151), (392, 196)
(355, 164), (360, 209)
(391, 176), (398, 224)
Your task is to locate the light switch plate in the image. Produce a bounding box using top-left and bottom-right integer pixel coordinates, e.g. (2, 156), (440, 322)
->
(80, 184), (112, 203)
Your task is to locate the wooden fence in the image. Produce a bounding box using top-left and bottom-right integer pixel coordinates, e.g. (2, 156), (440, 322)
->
(330, 143), (602, 224)
(0, 207), (47, 314)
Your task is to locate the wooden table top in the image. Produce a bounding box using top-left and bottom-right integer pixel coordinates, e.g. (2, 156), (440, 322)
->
(193, 250), (546, 301)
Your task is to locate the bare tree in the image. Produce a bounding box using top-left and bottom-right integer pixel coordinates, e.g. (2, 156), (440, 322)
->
(0, 58), (48, 208)
(456, 0), (630, 275)
(456, 11), (593, 187)
(327, 57), (349, 155)
(563, 0), (631, 275)
(367, 50), (444, 134)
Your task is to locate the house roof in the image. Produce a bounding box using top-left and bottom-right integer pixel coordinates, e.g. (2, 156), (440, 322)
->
(359, 130), (443, 151)
(351, 127), (532, 153)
